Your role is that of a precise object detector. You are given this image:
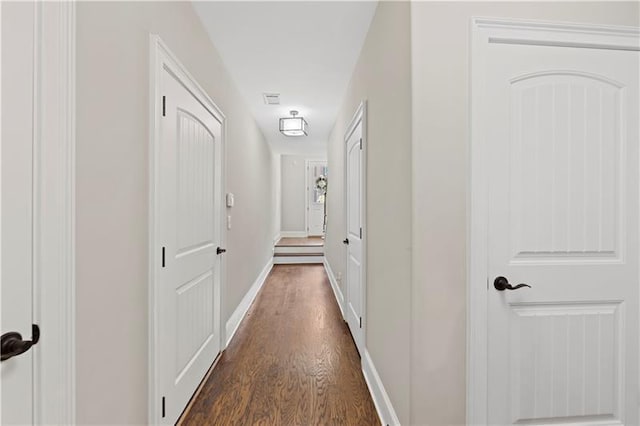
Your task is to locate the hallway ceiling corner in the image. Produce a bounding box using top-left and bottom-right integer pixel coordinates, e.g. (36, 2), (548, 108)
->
(193, 1), (378, 156)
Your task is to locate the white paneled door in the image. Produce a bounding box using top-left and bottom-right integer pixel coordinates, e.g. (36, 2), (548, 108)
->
(307, 160), (327, 236)
(484, 37), (639, 424)
(345, 115), (364, 354)
(1, 2), (36, 424)
(157, 66), (223, 424)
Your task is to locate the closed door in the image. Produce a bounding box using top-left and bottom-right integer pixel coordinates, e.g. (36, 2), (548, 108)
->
(345, 123), (364, 353)
(1, 2), (36, 424)
(307, 161), (327, 236)
(158, 68), (223, 423)
(485, 42), (639, 423)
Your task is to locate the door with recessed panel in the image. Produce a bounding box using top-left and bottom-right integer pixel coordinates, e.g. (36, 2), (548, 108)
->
(345, 119), (364, 355)
(307, 160), (327, 236)
(157, 67), (223, 424)
(483, 40), (639, 424)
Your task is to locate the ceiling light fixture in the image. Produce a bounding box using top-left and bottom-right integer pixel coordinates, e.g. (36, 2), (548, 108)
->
(279, 110), (308, 137)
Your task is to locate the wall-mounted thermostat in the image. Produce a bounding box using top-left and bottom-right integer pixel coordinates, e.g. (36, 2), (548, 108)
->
(226, 193), (234, 208)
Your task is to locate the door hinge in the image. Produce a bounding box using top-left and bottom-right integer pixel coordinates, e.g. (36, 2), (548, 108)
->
(162, 396), (166, 418)
(359, 317), (362, 328)
(359, 138), (362, 149)
(162, 96), (166, 117)
(359, 227), (362, 239)
(161, 247), (165, 268)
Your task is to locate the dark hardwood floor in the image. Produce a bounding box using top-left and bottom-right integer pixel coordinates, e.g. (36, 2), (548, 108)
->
(179, 264), (380, 426)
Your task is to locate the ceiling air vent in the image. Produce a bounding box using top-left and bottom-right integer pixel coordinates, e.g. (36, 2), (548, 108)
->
(263, 93), (280, 105)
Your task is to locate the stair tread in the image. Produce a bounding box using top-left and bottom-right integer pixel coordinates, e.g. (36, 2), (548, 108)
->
(275, 237), (324, 247)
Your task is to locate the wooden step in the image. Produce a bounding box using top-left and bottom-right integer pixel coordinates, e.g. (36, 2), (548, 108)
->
(275, 237), (324, 248)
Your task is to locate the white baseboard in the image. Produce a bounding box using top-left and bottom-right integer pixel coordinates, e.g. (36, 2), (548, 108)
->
(323, 259), (344, 318)
(362, 350), (400, 426)
(225, 258), (273, 347)
(280, 231), (308, 238)
(273, 232), (282, 245)
(273, 256), (323, 264)
(274, 246), (324, 255)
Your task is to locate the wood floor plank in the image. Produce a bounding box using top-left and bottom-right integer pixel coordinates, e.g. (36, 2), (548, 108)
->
(179, 264), (380, 426)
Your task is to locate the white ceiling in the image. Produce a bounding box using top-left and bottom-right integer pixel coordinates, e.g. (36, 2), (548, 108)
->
(193, 1), (378, 156)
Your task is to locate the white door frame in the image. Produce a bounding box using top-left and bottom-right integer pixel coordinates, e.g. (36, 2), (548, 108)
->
(468, 17), (640, 424)
(34, 4), (77, 422)
(148, 35), (227, 425)
(0, 2), (76, 423)
(305, 159), (327, 236)
(344, 100), (367, 352)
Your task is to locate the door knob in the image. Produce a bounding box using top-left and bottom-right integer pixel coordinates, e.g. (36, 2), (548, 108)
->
(343, 238), (349, 245)
(1, 324), (40, 362)
(494, 276), (531, 291)
(216, 247), (226, 255)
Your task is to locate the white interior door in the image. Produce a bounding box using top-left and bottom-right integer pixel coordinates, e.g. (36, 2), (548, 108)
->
(158, 67), (223, 423)
(307, 160), (327, 236)
(345, 124), (364, 354)
(484, 41), (639, 424)
(1, 2), (36, 424)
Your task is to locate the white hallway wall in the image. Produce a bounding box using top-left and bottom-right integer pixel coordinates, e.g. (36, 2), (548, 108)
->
(75, 2), (277, 423)
(325, 2), (412, 423)
(280, 154), (326, 234)
(410, 2), (640, 425)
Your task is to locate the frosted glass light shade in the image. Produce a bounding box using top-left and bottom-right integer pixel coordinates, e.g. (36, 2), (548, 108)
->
(279, 116), (308, 137)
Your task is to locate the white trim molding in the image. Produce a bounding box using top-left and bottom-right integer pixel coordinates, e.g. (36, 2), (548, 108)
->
(468, 17), (639, 425)
(473, 17), (639, 51)
(225, 259), (273, 346)
(148, 34), (227, 425)
(362, 350), (400, 426)
(323, 259), (344, 318)
(304, 159), (310, 237)
(33, 2), (76, 424)
(273, 256), (323, 265)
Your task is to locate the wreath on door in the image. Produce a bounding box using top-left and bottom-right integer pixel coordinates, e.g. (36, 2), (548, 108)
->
(315, 175), (327, 194)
